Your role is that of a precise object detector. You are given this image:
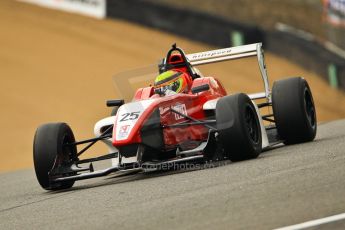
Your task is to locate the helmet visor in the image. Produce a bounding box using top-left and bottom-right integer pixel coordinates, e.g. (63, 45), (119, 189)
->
(159, 78), (182, 93)
(154, 71), (184, 94)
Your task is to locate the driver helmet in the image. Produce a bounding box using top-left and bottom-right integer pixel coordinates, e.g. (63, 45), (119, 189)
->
(154, 70), (189, 95)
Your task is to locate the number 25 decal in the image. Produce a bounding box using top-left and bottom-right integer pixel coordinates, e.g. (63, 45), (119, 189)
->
(120, 111), (140, 122)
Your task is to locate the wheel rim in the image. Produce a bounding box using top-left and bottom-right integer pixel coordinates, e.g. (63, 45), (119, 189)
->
(62, 134), (77, 163)
(304, 89), (316, 129)
(53, 134), (75, 169)
(244, 106), (259, 144)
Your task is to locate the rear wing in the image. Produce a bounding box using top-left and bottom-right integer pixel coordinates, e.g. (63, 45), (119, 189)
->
(186, 43), (270, 101)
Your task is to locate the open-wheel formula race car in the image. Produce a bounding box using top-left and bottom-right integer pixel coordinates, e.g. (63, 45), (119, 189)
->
(33, 43), (317, 190)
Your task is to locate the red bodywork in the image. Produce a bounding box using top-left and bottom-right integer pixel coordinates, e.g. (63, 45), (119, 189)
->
(112, 76), (227, 151)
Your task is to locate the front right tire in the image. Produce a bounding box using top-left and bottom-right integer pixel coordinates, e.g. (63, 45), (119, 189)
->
(272, 77), (317, 144)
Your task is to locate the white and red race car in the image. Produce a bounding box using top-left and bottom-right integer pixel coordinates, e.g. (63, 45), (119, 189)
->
(33, 43), (317, 190)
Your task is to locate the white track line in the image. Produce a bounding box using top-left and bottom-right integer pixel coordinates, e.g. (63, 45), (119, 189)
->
(274, 213), (345, 230)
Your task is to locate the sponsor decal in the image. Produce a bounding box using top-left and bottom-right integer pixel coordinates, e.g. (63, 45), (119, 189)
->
(159, 106), (170, 115)
(172, 103), (187, 120)
(118, 125), (130, 138)
(190, 48), (232, 60)
(323, 0), (345, 27)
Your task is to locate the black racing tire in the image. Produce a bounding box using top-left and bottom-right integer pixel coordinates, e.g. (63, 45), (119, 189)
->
(216, 93), (262, 162)
(272, 77), (317, 144)
(33, 123), (77, 190)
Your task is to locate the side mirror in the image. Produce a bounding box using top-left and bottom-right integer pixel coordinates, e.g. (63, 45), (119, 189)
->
(106, 99), (124, 107)
(191, 84), (210, 94)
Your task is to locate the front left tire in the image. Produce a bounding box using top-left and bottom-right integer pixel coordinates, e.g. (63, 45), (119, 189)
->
(216, 93), (262, 161)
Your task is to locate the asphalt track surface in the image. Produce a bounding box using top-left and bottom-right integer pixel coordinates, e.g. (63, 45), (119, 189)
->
(1, 120), (345, 230)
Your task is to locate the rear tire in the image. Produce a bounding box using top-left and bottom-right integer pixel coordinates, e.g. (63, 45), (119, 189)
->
(272, 77), (317, 144)
(33, 123), (77, 190)
(216, 93), (262, 161)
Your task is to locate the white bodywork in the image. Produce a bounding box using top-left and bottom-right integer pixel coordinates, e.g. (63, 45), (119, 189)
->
(203, 98), (219, 110)
(114, 99), (155, 141)
(94, 116), (116, 152)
